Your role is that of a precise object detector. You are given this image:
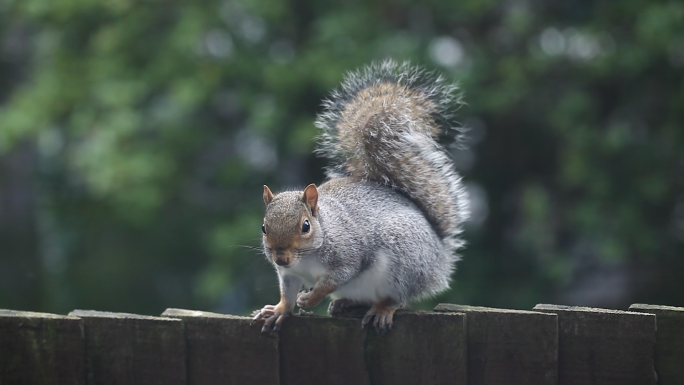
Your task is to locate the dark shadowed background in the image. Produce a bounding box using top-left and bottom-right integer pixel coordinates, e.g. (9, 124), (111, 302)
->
(0, 0), (682, 316)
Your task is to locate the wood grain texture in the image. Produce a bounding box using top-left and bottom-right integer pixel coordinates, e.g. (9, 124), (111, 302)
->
(69, 310), (186, 385)
(364, 310), (467, 385)
(629, 304), (684, 385)
(0, 309), (86, 385)
(435, 303), (558, 385)
(162, 308), (279, 385)
(534, 304), (656, 385)
(279, 313), (371, 385)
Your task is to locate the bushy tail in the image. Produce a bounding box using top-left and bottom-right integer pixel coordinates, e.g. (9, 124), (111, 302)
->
(315, 60), (469, 251)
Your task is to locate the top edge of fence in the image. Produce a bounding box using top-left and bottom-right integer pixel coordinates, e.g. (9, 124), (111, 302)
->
(534, 304), (655, 316)
(0, 309), (81, 320)
(69, 309), (182, 321)
(162, 308), (252, 320)
(435, 303), (556, 315)
(629, 303), (684, 313)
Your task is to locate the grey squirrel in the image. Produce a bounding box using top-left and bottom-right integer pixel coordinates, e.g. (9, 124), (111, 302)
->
(251, 60), (469, 335)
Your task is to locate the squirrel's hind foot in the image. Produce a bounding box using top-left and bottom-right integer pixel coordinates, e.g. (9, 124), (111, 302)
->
(328, 298), (362, 316)
(362, 301), (397, 335)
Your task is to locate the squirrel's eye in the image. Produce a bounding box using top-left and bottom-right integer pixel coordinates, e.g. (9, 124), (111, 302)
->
(302, 220), (310, 234)
(261, 224), (266, 234)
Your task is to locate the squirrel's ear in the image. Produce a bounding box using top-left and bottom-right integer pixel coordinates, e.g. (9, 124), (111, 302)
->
(263, 185), (274, 205)
(302, 184), (318, 216)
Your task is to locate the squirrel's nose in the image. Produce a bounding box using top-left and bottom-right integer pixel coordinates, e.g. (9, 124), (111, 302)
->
(273, 250), (290, 266)
(274, 258), (289, 266)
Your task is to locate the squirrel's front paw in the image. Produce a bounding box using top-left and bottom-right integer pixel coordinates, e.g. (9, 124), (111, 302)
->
(296, 290), (313, 308)
(251, 304), (289, 336)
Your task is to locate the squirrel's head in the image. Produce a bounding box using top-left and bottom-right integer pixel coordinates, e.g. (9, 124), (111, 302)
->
(261, 184), (323, 268)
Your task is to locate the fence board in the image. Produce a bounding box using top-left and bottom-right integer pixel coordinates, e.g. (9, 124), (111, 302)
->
(435, 304), (557, 385)
(2, 302), (678, 385)
(0, 309), (85, 385)
(364, 310), (467, 385)
(278, 313), (370, 385)
(629, 304), (684, 385)
(69, 310), (186, 385)
(534, 304), (656, 385)
(162, 308), (279, 385)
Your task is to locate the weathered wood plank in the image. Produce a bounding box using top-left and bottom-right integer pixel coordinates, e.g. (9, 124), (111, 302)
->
(364, 310), (467, 385)
(0, 309), (86, 385)
(68, 310), (186, 385)
(162, 308), (279, 385)
(435, 304), (557, 385)
(278, 313), (371, 385)
(629, 304), (684, 385)
(534, 304), (656, 385)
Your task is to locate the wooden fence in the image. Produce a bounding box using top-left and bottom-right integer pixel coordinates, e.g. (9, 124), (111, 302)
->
(1, 303), (682, 385)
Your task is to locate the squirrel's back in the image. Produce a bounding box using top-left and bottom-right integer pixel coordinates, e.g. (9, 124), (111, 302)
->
(315, 60), (469, 252)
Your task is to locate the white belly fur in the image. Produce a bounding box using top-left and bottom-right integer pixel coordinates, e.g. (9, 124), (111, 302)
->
(330, 250), (394, 304)
(282, 257), (326, 288)
(283, 251), (395, 304)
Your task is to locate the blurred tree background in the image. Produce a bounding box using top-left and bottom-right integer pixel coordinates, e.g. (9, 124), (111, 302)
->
(0, 0), (682, 317)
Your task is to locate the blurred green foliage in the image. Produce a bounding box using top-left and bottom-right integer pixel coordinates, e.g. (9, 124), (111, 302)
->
(0, 0), (682, 316)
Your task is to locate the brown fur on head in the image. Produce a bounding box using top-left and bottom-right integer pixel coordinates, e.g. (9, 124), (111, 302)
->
(262, 184), (321, 268)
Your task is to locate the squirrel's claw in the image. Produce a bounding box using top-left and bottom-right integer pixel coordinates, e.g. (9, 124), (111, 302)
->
(362, 305), (396, 335)
(251, 305), (288, 336)
(262, 311), (287, 336)
(251, 305), (274, 319)
(361, 308), (375, 329)
(250, 305), (274, 324)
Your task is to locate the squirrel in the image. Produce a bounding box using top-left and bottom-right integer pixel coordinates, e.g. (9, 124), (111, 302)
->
(251, 60), (469, 335)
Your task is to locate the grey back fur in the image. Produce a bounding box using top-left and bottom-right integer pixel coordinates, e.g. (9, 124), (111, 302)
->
(316, 178), (455, 303)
